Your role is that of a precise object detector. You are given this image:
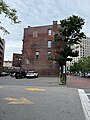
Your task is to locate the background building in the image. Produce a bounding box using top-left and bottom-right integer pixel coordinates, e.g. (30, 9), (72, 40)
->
(3, 61), (12, 68)
(12, 53), (22, 70)
(67, 37), (90, 68)
(0, 38), (5, 73)
(22, 21), (60, 76)
(80, 37), (90, 58)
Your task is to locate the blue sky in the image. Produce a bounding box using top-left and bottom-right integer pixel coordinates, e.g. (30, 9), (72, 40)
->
(0, 0), (90, 61)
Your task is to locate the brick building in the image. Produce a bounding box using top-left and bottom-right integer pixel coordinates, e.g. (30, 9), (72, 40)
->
(12, 53), (22, 68)
(0, 38), (5, 73)
(22, 21), (61, 76)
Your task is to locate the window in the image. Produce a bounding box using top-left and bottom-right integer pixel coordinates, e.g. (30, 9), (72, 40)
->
(47, 51), (51, 59)
(33, 31), (38, 37)
(35, 51), (39, 60)
(48, 40), (51, 48)
(48, 29), (52, 35)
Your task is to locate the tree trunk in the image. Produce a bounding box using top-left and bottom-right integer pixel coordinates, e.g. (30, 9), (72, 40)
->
(59, 62), (67, 85)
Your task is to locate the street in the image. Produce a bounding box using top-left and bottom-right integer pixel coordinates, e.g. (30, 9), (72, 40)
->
(0, 75), (90, 120)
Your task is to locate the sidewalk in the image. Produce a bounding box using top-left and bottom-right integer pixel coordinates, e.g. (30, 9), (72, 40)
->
(67, 75), (90, 89)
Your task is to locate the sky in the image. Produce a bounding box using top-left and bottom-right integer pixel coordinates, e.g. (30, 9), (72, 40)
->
(0, 0), (90, 61)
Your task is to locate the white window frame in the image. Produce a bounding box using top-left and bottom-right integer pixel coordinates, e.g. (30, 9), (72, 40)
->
(48, 29), (52, 35)
(48, 40), (51, 48)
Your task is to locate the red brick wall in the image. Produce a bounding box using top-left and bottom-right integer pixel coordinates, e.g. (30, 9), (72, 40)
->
(22, 21), (61, 76)
(12, 53), (22, 67)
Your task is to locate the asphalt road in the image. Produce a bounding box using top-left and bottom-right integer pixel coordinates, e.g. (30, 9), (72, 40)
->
(0, 75), (88, 120)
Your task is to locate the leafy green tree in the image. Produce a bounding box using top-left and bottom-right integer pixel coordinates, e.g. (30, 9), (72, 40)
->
(70, 62), (79, 74)
(86, 56), (90, 72)
(3, 66), (8, 72)
(51, 15), (86, 84)
(78, 56), (90, 76)
(70, 56), (90, 77)
(70, 65), (75, 74)
(0, 0), (20, 34)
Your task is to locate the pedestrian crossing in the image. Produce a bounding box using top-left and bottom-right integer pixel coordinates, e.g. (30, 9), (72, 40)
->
(78, 89), (90, 120)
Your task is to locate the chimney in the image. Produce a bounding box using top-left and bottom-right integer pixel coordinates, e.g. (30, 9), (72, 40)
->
(53, 21), (57, 25)
(53, 21), (58, 32)
(28, 26), (31, 28)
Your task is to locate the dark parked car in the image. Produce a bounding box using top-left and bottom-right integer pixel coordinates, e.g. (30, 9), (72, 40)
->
(0, 72), (9, 76)
(15, 71), (26, 79)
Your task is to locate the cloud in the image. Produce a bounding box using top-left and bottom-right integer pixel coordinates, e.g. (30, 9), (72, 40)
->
(1, 0), (90, 60)
(4, 40), (22, 60)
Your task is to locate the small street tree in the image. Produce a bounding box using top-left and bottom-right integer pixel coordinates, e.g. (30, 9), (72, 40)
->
(70, 62), (79, 75)
(0, 0), (20, 34)
(78, 56), (90, 76)
(51, 15), (86, 84)
(70, 56), (90, 77)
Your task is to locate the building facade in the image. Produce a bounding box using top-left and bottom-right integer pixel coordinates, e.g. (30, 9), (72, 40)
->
(3, 61), (12, 68)
(12, 53), (22, 69)
(67, 37), (90, 67)
(22, 21), (60, 76)
(0, 38), (5, 73)
(80, 37), (90, 58)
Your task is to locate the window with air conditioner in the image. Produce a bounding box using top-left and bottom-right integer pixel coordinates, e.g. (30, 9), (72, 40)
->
(35, 51), (39, 60)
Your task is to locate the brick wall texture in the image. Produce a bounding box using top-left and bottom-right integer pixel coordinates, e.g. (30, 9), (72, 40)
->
(22, 21), (61, 76)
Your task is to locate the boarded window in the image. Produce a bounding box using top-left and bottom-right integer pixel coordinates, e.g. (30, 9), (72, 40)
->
(33, 31), (38, 37)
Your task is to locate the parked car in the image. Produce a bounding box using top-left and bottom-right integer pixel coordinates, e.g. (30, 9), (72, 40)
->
(10, 72), (16, 77)
(0, 72), (9, 76)
(15, 71), (27, 79)
(26, 71), (38, 78)
(86, 73), (90, 77)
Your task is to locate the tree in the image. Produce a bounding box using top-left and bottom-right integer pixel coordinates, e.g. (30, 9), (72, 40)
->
(70, 62), (79, 75)
(51, 15), (86, 84)
(0, 0), (20, 34)
(70, 56), (90, 77)
(78, 56), (90, 76)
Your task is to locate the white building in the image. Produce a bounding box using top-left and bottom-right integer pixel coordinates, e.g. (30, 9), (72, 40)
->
(3, 61), (12, 68)
(80, 37), (90, 58)
(67, 37), (90, 67)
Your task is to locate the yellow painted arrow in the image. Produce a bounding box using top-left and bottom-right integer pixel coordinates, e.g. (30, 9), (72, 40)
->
(3, 97), (34, 105)
(24, 87), (46, 91)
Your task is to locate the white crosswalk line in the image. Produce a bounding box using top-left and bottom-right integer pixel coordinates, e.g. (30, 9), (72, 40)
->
(78, 89), (90, 120)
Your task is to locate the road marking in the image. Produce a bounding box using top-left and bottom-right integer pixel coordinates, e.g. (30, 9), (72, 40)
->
(24, 87), (46, 91)
(4, 97), (17, 101)
(78, 89), (90, 120)
(3, 97), (34, 105)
